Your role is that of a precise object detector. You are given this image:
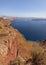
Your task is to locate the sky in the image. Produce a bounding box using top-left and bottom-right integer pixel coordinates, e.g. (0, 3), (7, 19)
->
(0, 0), (46, 17)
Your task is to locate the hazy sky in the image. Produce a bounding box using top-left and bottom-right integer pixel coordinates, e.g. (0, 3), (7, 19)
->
(0, 0), (46, 17)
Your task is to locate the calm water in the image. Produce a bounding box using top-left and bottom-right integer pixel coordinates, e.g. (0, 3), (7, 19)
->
(11, 18), (46, 41)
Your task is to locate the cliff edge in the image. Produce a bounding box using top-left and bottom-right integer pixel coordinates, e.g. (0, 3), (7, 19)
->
(0, 17), (46, 65)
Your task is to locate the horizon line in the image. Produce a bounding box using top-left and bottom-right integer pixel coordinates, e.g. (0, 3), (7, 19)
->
(1, 15), (46, 18)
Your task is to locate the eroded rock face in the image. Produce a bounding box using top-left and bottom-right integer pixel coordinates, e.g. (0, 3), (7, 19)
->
(0, 18), (32, 65)
(0, 44), (8, 57)
(0, 18), (18, 65)
(0, 40), (19, 65)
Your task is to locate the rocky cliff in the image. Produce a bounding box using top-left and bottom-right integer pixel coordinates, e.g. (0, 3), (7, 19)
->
(0, 17), (46, 65)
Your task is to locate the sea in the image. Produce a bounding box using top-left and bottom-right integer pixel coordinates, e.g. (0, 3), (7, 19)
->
(10, 18), (46, 41)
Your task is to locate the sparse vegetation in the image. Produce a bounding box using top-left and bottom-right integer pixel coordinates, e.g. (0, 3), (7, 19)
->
(31, 44), (46, 65)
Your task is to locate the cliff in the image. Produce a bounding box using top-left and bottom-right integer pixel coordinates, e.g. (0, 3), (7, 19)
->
(0, 17), (46, 65)
(0, 17), (31, 65)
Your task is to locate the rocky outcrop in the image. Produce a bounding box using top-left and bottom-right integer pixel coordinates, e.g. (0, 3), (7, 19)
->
(0, 18), (18, 65)
(0, 17), (31, 65)
(0, 17), (46, 65)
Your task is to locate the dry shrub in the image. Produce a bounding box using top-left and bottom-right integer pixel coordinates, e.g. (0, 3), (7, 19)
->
(31, 43), (46, 65)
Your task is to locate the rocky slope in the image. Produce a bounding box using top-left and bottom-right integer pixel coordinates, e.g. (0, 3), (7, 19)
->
(0, 17), (46, 65)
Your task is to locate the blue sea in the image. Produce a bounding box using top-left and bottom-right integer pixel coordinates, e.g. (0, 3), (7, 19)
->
(10, 18), (46, 41)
